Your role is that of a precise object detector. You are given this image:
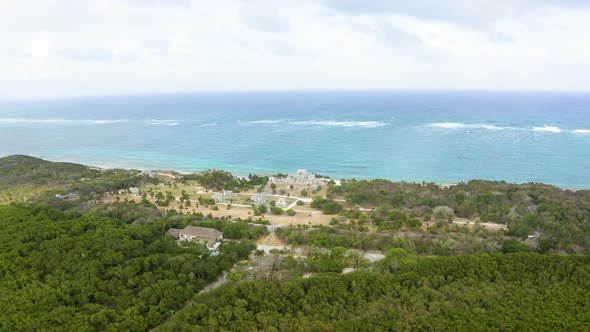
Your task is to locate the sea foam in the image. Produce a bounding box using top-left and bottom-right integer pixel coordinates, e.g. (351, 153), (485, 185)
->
(243, 119), (287, 124)
(0, 118), (127, 125)
(243, 119), (389, 128)
(146, 119), (179, 126)
(572, 129), (590, 134)
(291, 120), (389, 128)
(429, 122), (505, 130)
(532, 125), (561, 133)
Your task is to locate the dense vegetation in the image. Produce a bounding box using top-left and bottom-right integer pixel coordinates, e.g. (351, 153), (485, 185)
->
(0, 155), (153, 203)
(0, 205), (254, 331)
(310, 197), (343, 214)
(276, 224), (510, 255)
(156, 253), (590, 331)
(329, 179), (590, 253)
(182, 170), (268, 191)
(2, 156), (590, 331)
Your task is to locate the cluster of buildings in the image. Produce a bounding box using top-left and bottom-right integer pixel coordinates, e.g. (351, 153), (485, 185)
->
(251, 193), (289, 208)
(166, 225), (224, 255)
(115, 187), (141, 196)
(194, 169), (333, 211)
(268, 169), (329, 186)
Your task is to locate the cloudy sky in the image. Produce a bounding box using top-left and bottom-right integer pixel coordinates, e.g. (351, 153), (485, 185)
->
(1, 0), (590, 99)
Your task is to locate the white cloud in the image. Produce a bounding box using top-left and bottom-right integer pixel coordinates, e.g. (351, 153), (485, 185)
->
(27, 31), (55, 80)
(0, 0), (589, 99)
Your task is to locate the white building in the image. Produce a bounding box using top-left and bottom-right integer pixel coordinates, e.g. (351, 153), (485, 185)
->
(276, 197), (289, 208)
(212, 190), (234, 202)
(252, 192), (268, 205)
(178, 226), (224, 254)
(285, 169), (328, 186)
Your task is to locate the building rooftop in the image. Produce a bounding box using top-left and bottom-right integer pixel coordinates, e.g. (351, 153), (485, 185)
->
(166, 228), (182, 238)
(180, 226), (223, 240)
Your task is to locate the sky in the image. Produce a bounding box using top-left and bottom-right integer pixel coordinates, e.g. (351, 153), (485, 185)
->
(1, 0), (590, 100)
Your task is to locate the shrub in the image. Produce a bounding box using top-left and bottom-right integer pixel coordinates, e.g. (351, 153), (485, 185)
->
(270, 207), (284, 215)
(433, 206), (455, 222)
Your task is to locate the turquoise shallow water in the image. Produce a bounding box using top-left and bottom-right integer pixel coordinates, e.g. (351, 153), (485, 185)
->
(0, 91), (589, 188)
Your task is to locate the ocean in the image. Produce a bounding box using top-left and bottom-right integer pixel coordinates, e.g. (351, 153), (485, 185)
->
(0, 91), (589, 188)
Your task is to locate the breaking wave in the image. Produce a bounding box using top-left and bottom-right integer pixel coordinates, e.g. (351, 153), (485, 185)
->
(428, 122), (505, 130)
(428, 122), (586, 134)
(242, 119), (389, 128)
(532, 125), (562, 133)
(291, 120), (389, 128)
(146, 119), (179, 126)
(200, 123), (217, 127)
(242, 119), (286, 124)
(0, 118), (127, 125)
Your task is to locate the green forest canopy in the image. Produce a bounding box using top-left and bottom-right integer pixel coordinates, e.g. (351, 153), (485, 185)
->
(0, 205), (254, 331)
(157, 252), (590, 331)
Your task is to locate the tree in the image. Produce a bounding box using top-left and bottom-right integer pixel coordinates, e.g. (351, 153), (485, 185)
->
(503, 239), (529, 253)
(270, 207), (284, 215)
(311, 198), (343, 215)
(433, 206), (455, 222)
(377, 248), (417, 273)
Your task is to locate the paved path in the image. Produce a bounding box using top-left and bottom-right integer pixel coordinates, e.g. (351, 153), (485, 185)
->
(285, 201), (298, 210)
(242, 192), (313, 203)
(452, 220), (508, 230)
(199, 273), (227, 294)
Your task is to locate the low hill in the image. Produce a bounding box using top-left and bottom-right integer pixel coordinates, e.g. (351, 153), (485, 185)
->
(0, 155), (147, 203)
(0, 155), (95, 183)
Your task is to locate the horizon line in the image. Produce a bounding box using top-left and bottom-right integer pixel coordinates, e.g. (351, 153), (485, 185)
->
(2, 87), (590, 104)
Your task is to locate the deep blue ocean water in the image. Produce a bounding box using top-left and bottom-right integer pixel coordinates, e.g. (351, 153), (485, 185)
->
(0, 91), (589, 188)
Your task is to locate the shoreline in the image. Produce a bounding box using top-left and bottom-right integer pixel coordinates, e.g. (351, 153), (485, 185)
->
(10, 154), (587, 192)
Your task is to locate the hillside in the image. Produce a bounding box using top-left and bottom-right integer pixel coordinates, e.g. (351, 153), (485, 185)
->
(0, 155), (94, 183)
(0, 155), (148, 203)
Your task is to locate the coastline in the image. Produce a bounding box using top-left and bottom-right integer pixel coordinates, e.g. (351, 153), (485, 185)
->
(14, 154), (589, 192)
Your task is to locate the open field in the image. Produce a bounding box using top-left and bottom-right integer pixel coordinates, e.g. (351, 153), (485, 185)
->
(105, 194), (336, 226)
